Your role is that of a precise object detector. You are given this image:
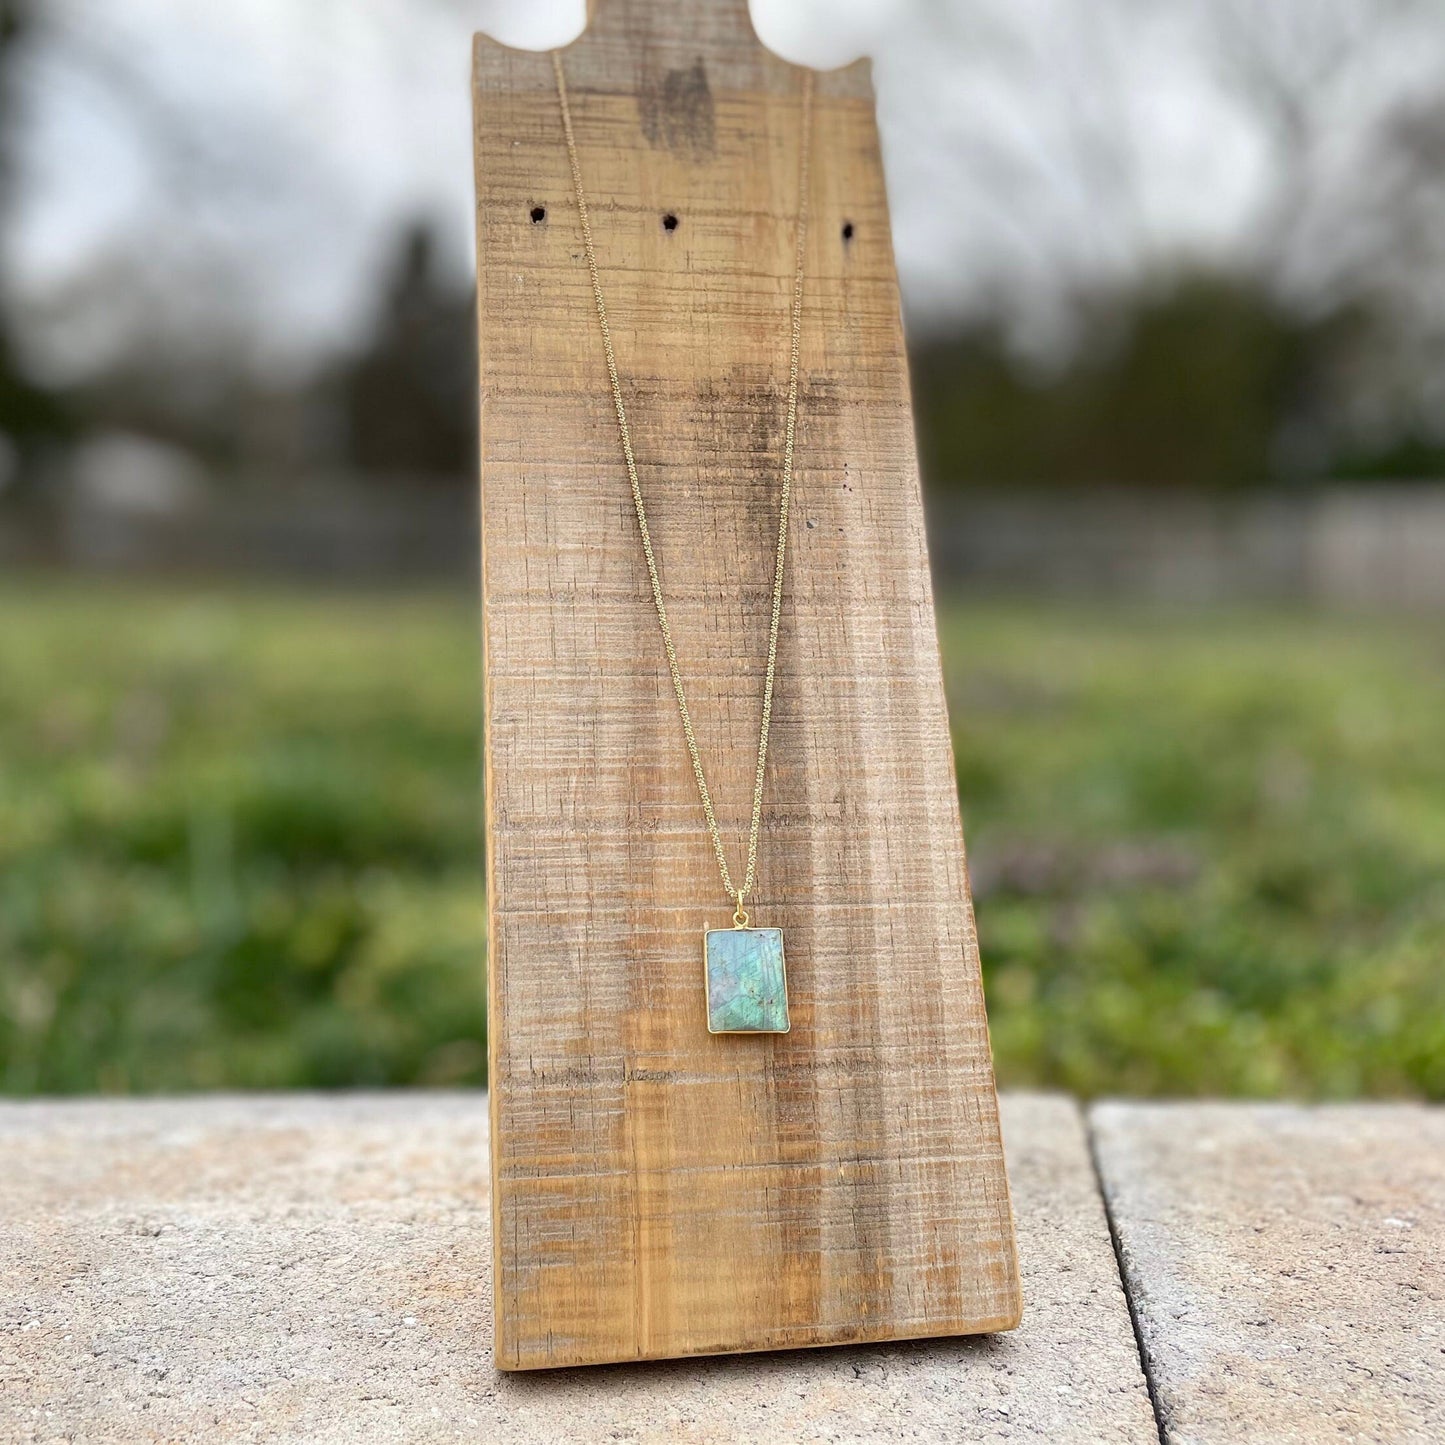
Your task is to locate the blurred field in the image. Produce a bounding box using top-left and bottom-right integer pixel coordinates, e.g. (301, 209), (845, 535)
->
(2, 579), (1442, 1099)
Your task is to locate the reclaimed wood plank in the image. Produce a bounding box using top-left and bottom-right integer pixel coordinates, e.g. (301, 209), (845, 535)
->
(473, 0), (1017, 1368)
(0, 1093), (1143, 1444)
(1092, 1101), (1445, 1445)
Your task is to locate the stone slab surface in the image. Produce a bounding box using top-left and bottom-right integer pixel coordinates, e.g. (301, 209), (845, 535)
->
(0, 1092), (1154, 1444)
(1092, 1101), (1445, 1445)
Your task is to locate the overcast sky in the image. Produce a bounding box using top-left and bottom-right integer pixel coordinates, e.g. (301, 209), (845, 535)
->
(6, 0), (1441, 383)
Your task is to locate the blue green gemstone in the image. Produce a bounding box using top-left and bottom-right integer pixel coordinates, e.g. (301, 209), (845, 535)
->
(704, 927), (789, 1033)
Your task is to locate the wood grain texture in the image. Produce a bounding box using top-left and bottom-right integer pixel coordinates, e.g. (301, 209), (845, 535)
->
(472, 0), (1020, 1371)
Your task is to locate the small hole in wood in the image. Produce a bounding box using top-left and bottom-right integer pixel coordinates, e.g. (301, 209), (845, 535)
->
(662, 213), (679, 232)
(842, 221), (855, 241)
(530, 206), (546, 223)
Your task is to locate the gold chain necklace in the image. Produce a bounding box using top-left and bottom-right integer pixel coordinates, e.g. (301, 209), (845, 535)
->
(552, 53), (813, 1034)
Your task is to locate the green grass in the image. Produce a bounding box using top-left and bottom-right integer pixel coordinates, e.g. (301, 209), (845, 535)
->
(942, 605), (1445, 1098)
(0, 582), (487, 1094)
(2, 578), (1442, 1098)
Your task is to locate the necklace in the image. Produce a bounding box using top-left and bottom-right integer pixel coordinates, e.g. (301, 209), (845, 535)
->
(552, 53), (814, 1034)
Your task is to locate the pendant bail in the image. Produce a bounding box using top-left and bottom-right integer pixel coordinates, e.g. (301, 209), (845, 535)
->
(732, 893), (750, 929)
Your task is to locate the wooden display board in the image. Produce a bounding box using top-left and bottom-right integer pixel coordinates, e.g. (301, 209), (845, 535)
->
(472, 0), (1021, 1371)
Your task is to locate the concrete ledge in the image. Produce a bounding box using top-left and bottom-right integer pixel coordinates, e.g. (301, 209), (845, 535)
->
(7, 1092), (1439, 1443)
(1093, 1101), (1445, 1445)
(1, 1092), (1152, 1444)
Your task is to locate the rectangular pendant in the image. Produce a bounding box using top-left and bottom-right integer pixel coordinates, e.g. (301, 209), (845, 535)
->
(704, 927), (790, 1034)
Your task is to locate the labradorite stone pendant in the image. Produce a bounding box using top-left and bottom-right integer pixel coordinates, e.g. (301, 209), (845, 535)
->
(704, 927), (790, 1034)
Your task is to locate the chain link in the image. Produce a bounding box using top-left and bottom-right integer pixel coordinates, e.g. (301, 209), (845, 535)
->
(552, 52), (814, 918)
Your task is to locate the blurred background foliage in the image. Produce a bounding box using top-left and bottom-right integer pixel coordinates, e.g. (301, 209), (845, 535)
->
(915, 275), (1364, 491)
(5, 0), (1445, 497)
(3, 581), (1442, 1099)
(0, 582), (487, 1093)
(2, 0), (1444, 1099)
